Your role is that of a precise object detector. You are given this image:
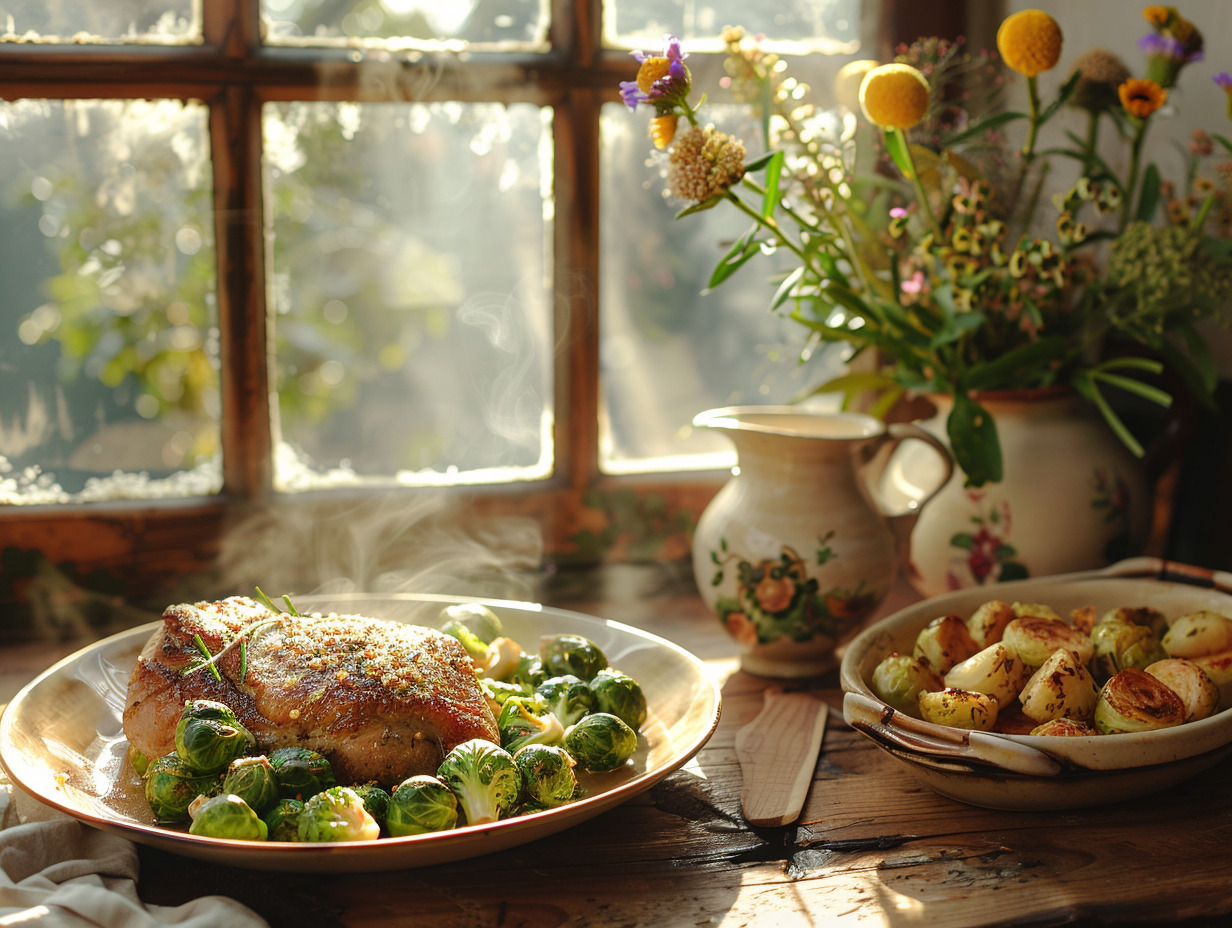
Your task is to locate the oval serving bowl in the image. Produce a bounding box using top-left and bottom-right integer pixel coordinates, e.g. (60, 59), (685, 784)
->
(839, 557), (1232, 811)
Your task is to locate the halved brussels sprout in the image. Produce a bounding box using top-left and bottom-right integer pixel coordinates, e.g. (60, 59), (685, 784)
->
(588, 669), (647, 731)
(437, 739), (522, 826)
(174, 699), (255, 774)
(966, 600), (1015, 648)
(944, 642), (1026, 708)
(297, 786), (381, 842)
(1098, 606), (1168, 638)
(1162, 611), (1232, 658)
(514, 743), (578, 809)
(536, 675), (598, 728)
(268, 746), (337, 801)
(1090, 619), (1167, 681)
(144, 753), (219, 824)
(1094, 668), (1187, 734)
(1017, 648), (1098, 724)
(540, 634), (608, 681)
(262, 798), (304, 842)
(498, 695), (566, 754)
(350, 783), (391, 831)
(870, 653), (943, 717)
(912, 614), (979, 674)
(1029, 717), (1097, 736)
(917, 688), (999, 731)
(563, 712), (638, 771)
(128, 745), (151, 778)
(221, 755), (279, 816)
(1001, 616), (1093, 669)
(1145, 658), (1220, 722)
(387, 775), (459, 836)
(188, 793), (268, 840)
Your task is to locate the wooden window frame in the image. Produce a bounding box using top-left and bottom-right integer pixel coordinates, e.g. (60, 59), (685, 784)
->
(0, 0), (981, 607)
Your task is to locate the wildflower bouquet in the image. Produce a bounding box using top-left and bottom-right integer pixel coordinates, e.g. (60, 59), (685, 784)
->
(620, 7), (1232, 487)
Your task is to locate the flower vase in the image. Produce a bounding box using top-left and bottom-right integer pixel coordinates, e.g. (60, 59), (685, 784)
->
(886, 388), (1153, 598)
(690, 406), (953, 678)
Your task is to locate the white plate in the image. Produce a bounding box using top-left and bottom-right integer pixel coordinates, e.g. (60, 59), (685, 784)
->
(0, 593), (722, 872)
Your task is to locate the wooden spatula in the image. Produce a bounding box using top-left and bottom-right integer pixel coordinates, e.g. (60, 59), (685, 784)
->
(734, 688), (829, 827)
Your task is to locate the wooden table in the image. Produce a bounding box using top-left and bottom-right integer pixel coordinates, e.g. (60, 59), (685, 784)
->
(4, 571), (1232, 927)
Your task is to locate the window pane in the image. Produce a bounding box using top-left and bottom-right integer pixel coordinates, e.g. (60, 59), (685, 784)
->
(605, 0), (861, 51)
(0, 99), (221, 504)
(599, 103), (846, 474)
(264, 101), (553, 491)
(262, 0), (548, 48)
(0, 0), (198, 43)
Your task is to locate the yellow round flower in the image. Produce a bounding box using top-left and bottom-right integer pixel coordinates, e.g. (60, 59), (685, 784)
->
(834, 59), (879, 111)
(997, 9), (1063, 77)
(1118, 78), (1167, 118)
(859, 63), (930, 130)
(1143, 5), (1173, 28)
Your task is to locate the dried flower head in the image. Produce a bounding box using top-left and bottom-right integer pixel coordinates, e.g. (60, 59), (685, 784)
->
(859, 63), (930, 129)
(667, 125), (747, 202)
(1118, 78), (1167, 119)
(1069, 48), (1132, 112)
(996, 9), (1063, 77)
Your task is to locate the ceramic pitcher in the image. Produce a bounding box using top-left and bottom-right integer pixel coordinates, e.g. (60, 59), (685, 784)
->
(691, 406), (953, 678)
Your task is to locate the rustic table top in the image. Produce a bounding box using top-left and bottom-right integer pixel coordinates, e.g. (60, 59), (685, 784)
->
(4, 573), (1232, 928)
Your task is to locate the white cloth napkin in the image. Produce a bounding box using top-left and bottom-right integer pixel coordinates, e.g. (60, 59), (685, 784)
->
(0, 783), (268, 928)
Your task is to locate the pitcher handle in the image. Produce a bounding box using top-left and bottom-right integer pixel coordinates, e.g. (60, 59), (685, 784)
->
(862, 422), (954, 561)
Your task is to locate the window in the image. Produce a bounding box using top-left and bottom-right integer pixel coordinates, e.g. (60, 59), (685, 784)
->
(0, 1), (966, 611)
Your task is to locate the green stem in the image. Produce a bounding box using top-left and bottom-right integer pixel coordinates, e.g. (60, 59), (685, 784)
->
(890, 128), (944, 241)
(726, 189), (811, 267)
(1082, 110), (1100, 175)
(1121, 119), (1149, 231)
(1022, 75), (1041, 161)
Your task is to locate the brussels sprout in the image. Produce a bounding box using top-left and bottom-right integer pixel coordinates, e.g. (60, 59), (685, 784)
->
(1002, 616), (1093, 669)
(1094, 668), (1187, 734)
(439, 602), (504, 645)
(513, 744), (578, 809)
(509, 653), (547, 689)
(350, 784), (391, 830)
(144, 753), (219, 824)
(1017, 648), (1098, 723)
(1029, 718), (1098, 736)
(966, 600), (1015, 648)
(536, 675), (598, 728)
(188, 793), (268, 841)
(221, 755), (279, 815)
(174, 699), (256, 774)
(262, 798), (304, 842)
(268, 746), (337, 800)
(481, 677), (533, 709)
(440, 620), (489, 661)
(498, 695), (565, 754)
(1011, 602), (1063, 622)
(588, 669), (647, 731)
(870, 653), (943, 717)
(917, 688), (999, 731)
(387, 775), (459, 836)
(564, 712), (638, 772)
(436, 738), (522, 826)
(1145, 658), (1220, 722)
(128, 745), (151, 778)
(944, 642), (1026, 709)
(1162, 610), (1232, 658)
(1090, 619), (1168, 681)
(297, 786), (381, 842)
(912, 615), (979, 674)
(1098, 606), (1168, 638)
(540, 634), (608, 681)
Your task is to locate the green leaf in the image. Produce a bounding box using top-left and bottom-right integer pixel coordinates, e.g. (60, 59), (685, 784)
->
(769, 266), (805, 311)
(943, 111), (1025, 147)
(675, 196), (725, 219)
(761, 150), (784, 218)
(743, 150), (778, 172)
(1038, 70), (1082, 123)
(1214, 134), (1232, 157)
(947, 392), (1002, 487)
(960, 337), (1070, 391)
(950, 533), (976, 550)
(1071, 369), (1145, 458)
(707, 223), (762, 289)
(928, 311), (988, 350)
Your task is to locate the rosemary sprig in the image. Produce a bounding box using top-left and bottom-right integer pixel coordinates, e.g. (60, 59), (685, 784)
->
(192, 633), (223, 682)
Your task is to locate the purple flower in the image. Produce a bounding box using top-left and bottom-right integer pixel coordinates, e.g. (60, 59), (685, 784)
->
(619, 35), (691, 112)
(1216, 72), (1232, 91)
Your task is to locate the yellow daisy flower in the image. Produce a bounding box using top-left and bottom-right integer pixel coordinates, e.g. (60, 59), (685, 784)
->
(996, 9), (1063, 77)
(858, 63), (930, 130)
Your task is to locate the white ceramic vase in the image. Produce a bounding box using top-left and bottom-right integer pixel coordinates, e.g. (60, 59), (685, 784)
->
(691, 406), (953, 678)
(885, 388), (1153, 598)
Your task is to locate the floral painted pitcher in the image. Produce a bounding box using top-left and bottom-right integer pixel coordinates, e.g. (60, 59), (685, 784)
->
(691, 406), (953, 678)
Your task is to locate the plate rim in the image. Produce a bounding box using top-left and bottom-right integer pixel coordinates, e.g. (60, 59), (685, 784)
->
(0, 593), (723, 871)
